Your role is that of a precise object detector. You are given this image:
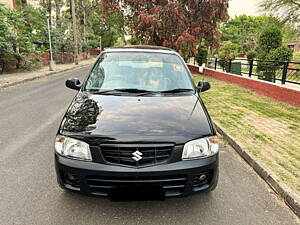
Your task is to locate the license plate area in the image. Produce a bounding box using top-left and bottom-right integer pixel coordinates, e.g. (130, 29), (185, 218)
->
(109, 184), (165, 201)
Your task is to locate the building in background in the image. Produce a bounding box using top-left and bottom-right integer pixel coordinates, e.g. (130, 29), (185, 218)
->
(284, 41), (300, 53)
(0, 0), (16, 8)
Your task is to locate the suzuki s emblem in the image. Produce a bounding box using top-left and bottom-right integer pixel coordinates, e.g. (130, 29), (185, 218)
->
(132, 150), (143, 162)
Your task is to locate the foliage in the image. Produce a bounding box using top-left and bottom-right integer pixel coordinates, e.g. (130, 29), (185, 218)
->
(86, 5), (123, 49)
(269, 46), (293, 63)
(220, 15), (282, 54)
(258, 26), (283, 54)
(293, 52), (300, 69)
(128, 36), (141, 45)
(246, 50), (257, 61)
(281, 23), (300, 41)
(0, 4), (37, 72)
(259, 0), (300, 23)
(100, 0), (229, 59)
(293, 52), (300, 62)
(0, 5), (14, 72)
(256, 26), (293, 81)
(17, 4), (48, 53)
(82, 40), (99, 52)
(0, 0), (124, 72)
(220, 14), (300, 55)
(218, 41), (238, 71)
(194, 45), (208, 66)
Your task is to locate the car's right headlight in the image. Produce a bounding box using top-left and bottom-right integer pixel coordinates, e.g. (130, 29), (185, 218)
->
(55, 135), (92, 161)
(182, 136), (219, 160)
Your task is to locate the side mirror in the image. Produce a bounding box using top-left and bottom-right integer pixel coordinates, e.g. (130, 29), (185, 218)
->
(197, 81), (211, 93)
(66, 78), (81, 91)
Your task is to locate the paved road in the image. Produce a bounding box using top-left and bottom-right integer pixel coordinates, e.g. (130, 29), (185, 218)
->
(0, 66), (298, 225)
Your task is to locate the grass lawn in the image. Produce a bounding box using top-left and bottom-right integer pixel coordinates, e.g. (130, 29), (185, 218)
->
(193, 74), (300, 196)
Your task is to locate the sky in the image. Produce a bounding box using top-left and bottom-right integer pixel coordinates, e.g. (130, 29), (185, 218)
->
(228, 0), (261, 18)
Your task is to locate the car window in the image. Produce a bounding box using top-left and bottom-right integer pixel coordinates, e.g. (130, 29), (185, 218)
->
(85, 52), (194, 92)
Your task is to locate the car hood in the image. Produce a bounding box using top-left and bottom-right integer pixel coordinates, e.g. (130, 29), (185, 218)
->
(60, 92), (214, 144)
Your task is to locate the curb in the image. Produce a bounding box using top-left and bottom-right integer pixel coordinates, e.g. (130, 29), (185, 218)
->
(0, 63), (92, 89)
(213, 121), (300, 218)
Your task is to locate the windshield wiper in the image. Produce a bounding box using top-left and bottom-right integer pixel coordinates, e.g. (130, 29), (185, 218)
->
(113, 88), (154, 93)
(159, 88), (194, 93)
(86, 88), (155, 95)
(86, 89), (120, 95)
(87, 88), (194, 95)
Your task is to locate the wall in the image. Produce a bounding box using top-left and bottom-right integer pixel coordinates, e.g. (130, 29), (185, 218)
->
(89, 49), (101, 56)
(202, 68), (300, 107)
(3, 50), (101, 72)
(187, 64), (200, 74)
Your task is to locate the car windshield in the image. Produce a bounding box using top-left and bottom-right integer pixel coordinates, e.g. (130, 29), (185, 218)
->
(84, 52), (194, 93)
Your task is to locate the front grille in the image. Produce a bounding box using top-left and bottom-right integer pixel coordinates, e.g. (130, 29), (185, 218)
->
(86, 175), (187, 197)
(100, 144), (174, 167)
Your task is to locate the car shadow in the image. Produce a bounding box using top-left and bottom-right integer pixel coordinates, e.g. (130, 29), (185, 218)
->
(59, 187), (216, 210)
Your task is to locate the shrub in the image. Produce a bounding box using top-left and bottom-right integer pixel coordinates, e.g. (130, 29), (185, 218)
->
(258, 26), (282, 53)
(257, 26), (284, 82)
(218, 41), (238, 71)
(195, 45), (208, 66)
(246, 50), (257, 62)
(128, 36), (140, 45)
(269, 46), (293, 63)
(82, 40), (99, 52)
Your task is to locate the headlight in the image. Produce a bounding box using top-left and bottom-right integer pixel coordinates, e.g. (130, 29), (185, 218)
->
(182, 136), (219, 160)
(55, 135), (92, 161)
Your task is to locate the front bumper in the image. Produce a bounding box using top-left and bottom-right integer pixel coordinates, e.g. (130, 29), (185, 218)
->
(55, 153), (219, 198)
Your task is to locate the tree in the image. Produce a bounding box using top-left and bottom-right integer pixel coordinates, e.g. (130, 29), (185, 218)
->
(257, 26), (293, 81)
(17, 5), (48, 53)
(269, 46), (293, 62)
(100, 0), (229, 59)
(87, 7), (123, 49)
(282, 23), (300, 41)
(218, 41), (238, 71)
(258, 26), (282, 54)
(220, 15), (283, 54)
(0, 5), (15, 72)
(49, 0), (122, 54)
(53, 0), (64, 29)
(0, 4), (38, 72)
(259, 0), (300, 23)
(194, 44), (208, 66)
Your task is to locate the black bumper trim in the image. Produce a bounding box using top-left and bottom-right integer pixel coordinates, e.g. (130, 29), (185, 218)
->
(55, 153), (219, 198)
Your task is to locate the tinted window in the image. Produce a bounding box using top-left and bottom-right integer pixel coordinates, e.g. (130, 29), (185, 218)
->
(85, 52), (194, 92)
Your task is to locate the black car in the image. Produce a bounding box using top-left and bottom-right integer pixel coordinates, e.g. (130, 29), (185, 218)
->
(55, 46), (219, 198)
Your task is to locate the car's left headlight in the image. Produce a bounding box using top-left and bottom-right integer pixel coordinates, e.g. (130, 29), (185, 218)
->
(55, 135), (92, 161)
(182, 136), (219, 160)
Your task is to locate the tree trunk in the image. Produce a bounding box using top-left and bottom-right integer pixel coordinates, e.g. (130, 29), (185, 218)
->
(16, 57), (21, 69)
(55, 1), (62, 29)
(83, 8), (87, 43)
(71, 0), (79, 64)
(47, 0), (52, 27)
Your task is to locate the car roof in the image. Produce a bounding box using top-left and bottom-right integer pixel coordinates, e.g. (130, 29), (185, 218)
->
(104, 45), (177, 54)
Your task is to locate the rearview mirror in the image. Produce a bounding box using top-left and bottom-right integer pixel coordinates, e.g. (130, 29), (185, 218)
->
(197, 81), (210, 93)
(66, 78), (81, 91)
